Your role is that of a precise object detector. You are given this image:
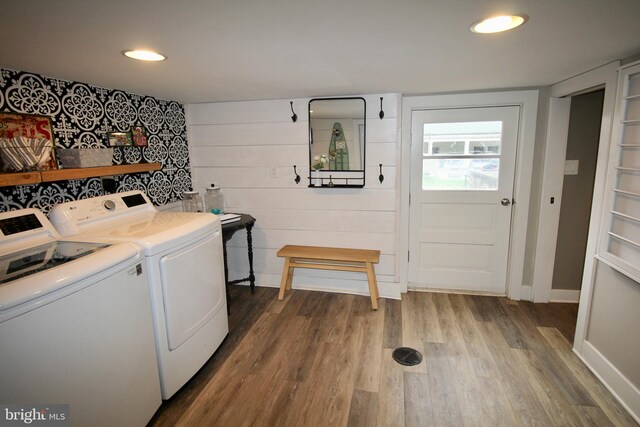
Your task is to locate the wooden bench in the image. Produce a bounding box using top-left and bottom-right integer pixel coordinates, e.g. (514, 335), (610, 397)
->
(276, 245), (381, 309)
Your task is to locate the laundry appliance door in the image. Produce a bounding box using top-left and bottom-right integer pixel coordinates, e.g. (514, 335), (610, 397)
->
(160, 229), (225, 351)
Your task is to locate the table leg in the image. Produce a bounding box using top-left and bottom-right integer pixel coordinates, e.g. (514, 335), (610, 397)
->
(246, 223), (255, 294)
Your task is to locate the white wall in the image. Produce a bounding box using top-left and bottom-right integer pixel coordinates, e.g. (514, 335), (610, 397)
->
(571, 58), (640, 423)
(186, 94), (401, 299)
(587, 262), (640, 387)
(577, 261), (640, 422)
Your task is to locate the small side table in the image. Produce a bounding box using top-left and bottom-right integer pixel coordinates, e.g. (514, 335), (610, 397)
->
(221, 213), (256, 313)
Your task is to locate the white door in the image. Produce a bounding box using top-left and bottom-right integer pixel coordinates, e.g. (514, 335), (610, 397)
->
(408, 106), (520, 293)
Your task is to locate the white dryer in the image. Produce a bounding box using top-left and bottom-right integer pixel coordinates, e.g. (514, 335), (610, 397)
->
(0, 208), (161, 426)
(49, 191), (228, 399)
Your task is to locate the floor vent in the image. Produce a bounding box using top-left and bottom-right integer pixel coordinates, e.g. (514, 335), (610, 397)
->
(392, 347), (423, 366)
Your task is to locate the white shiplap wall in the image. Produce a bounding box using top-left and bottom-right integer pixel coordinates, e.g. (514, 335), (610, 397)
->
(186, 93), (401, 299)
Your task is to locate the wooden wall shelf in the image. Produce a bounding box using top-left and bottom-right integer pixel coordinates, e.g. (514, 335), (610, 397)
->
(41, 163), (161, 182)
(0, 163), (161, 187)
(0, 171), (41, 187)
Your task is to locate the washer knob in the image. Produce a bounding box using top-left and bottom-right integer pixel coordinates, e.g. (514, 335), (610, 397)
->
(103, 200), (116, 211)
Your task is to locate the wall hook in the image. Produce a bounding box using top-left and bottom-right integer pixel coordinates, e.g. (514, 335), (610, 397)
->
(293, 165), (301, 184)
(379, 164), (384, 183)
(379, 97), (384, 120)
(290, 101), (297, 123)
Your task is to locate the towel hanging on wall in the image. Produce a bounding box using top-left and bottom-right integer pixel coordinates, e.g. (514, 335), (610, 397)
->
(328, 122), (349, 170)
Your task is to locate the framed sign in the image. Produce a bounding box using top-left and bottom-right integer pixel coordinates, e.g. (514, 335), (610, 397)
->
(0, 112), (57, 172)
(107, 131), (133, 146)
(131, 126), (148, 147)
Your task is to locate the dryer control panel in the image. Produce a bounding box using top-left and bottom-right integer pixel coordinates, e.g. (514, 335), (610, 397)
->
(49, 191), (156, 237)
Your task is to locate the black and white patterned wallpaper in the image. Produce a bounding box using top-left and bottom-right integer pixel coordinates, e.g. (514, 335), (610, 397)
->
(0, 68), (192, 213)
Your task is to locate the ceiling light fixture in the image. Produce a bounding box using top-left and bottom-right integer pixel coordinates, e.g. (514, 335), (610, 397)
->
(122, 50), (166, 61)
(470, 15), (528, 34)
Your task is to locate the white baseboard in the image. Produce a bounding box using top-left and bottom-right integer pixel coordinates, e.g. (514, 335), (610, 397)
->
(407, 286), (504, 297)
(229, 272), (402, 300)
(576, 341), (640, 424)
(518, 284), (533, 301)
(550, 289), (581, 303)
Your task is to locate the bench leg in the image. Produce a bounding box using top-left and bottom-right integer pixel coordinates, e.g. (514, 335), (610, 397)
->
(278, 257), (292, 300)
(372, 266), (380, 300)
(365, 262), (379, 310)
(285, 258), (296, 291)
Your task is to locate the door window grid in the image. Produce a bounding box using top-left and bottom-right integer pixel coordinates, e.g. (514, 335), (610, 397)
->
(422, 121), (502, 191)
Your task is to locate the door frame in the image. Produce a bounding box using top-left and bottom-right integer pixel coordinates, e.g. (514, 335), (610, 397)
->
(529, 62), (619, 357)
(407, 106), (520, 293)
(531, 96), (572, 302)
(400, 90), (539, 299)
(532, 61), (619, 305)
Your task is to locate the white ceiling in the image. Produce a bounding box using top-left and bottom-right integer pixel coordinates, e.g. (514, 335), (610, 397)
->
(2, 0), (640, 104)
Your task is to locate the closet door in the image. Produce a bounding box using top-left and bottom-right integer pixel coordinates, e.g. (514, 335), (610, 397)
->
(599, 62), (640, 281)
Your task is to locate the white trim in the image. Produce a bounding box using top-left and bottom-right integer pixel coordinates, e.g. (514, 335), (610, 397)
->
(595, 254), (640, 284)
(551, 62), (617, 97)
(394, 94), (405, 293)
(532, 97), (571, 302)
(549, 289), (581, 303)
(407, 287), (504, 297)
(520, 284), (533, 301)
(400, 90), (539, 300)
(231, 272), (402, 300)
(623, 59), (640, 69)
(577, 341), (640, 424)
(552, 62), (619, 353)
(535, 62), (619, 306)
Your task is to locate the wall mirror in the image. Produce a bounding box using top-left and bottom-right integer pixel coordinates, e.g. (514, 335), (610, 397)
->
(308, 97), (366, 188)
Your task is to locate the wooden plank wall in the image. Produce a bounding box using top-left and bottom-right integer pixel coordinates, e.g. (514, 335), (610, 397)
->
(186, 94), (401, 299)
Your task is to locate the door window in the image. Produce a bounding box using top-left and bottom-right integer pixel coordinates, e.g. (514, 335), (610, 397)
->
(421, 121), (502, 190)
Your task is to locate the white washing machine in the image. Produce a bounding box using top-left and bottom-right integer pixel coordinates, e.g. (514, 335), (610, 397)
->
(0, 208), (161, 426)
(49, 190), (228, 399)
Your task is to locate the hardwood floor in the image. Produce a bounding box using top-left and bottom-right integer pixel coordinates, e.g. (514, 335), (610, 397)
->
(149, 287), (637, 427)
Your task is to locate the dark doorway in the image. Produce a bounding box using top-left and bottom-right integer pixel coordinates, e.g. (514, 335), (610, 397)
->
(552, 89), (605, 292)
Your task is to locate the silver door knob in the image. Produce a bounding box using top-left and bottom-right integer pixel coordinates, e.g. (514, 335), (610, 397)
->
(501, 198), (511, 206)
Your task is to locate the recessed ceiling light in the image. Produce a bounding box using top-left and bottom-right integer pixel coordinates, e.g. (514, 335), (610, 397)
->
(122, 50), (166, 61)
(470, 15), (528, 34)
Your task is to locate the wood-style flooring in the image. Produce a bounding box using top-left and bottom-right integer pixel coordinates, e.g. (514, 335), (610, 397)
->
(149, 287), (637, 426)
